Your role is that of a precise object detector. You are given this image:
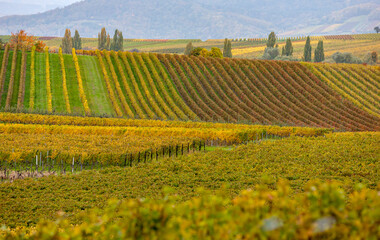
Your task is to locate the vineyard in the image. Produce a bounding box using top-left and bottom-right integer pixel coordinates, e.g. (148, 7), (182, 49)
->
(0, 132), (379, 237)
(0, 36), (379, 238)
(0, 47), (379, 132)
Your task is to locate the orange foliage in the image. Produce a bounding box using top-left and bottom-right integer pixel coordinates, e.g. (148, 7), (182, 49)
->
(9, 30), (46, 52)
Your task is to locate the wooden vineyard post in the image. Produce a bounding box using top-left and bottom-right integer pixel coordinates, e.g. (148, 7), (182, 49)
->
(181, 144), (184, 155)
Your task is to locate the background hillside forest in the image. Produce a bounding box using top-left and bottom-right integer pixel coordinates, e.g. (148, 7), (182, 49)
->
(0, 0), (379, 39)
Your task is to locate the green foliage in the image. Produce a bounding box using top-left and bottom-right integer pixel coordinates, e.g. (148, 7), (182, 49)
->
(98, 28), (110, 50)
(223, 38), (232, 58)
(331, 52), (363, 64)
(303, 36), (312, 62)
(190, 47), (223, 58)
(0, 132), (378, 227)
(262, 47), (280, 60)
(274, 56), (300, 61)
(3, 180), (379, 239)
(314, 40), (325, 62)
(282, 38), (293, 56)
(209, 47), (223, 58)
(72, 30), (82, 50)
(61, 29), (72, 54)
(110, 29), (123, 51)
(363, 51), (378, 65)
(267, 32), (276, 48)
(184, 42), (193, 56)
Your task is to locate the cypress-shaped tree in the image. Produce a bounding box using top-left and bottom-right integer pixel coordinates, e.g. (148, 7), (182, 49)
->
(223, 38), (228, 57)
(110, 30), (118, 51)
(281, 46), (285, 56)
(184, 42), (193, 56)
(117, 31), (123, 51)
(226, 40), (232, 58)
(223, 39), (232, 58)
(72, 30), (82, 50)
(106, 34), (110, 51)
(303, 36), (312, 62)
(314, 40), (325, 62)
(61, 29), (72, 54)
(98, 28), (107, 50)
(266, 32), (276, 48)
(283, 38), (293, 56)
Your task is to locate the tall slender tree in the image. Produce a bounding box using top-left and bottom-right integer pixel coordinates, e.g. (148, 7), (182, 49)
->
(110, 29), (124, 51)
(283, 38), (293, 56)
(110, 30), (118, 51)
(72, 30), (82, 50)
(98, 28), (108, 50)
(117, 31), (124, 51)
(303, 36), (312, 62)
(266, 32), (276, 48)
(184, 42), (193, 56)
(223, 38), (232, 58)
(314, 40), (325, 62)
(106, 34), (111, 50)
(61, 29), (72, 54)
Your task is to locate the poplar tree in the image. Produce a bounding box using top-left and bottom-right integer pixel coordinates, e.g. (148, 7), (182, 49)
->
(111, 30), (118, 51)
(72, 30), (82, 50)
(303, 36), (312, 62)
(266, 32), (276, 48)
(106, 34), (110, 50)
(283, 38), (293, 56)
(226, 40), (232, 58)
(314, 40), (325, 62)
(98, 28), (107, 50)
(61, 29), (72, 54)
(223, 38), (232, 58)
(184, 42), (193, 56)
(117, 31), (123, 51)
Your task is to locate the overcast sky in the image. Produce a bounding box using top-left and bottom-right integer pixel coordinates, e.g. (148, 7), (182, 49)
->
(0, 0), (81, 16)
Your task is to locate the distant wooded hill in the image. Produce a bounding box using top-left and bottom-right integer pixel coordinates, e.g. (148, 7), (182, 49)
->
(0, 0), (379, 39)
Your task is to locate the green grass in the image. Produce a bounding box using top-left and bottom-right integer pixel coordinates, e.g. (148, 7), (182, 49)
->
(78, 55), (114, 116)
(49, 53), (66, 113)
(63, 54), (83, 115)
(34, 52), (47, 111)
(0, 50), (3, 68)
(23, 52), (31, 109)
(10, 51), (22, 108)
(0, 132), (378, 227)
(0, 51), (13, 109)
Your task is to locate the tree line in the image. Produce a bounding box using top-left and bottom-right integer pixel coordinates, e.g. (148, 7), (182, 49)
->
(264, 32), (325, 62)
(61, 28), (124, 54)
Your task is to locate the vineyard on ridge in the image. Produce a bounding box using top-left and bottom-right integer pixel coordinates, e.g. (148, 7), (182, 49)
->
(0, 46), (379, 131)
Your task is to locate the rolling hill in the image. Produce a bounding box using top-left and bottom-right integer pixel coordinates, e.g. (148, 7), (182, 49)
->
(0, 46), (379, 131)
(0, 0), (379, 39)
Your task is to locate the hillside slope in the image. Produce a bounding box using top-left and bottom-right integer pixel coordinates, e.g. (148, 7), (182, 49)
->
(0, 47), (379, 131)
(0, 0), (379, 38)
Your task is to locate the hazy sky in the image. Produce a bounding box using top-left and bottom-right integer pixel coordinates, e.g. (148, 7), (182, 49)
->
(1, 0), (81, 16)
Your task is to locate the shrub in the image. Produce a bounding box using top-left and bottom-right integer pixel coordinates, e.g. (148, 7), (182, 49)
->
(262, 47), (280, 60)
(332, 52), (363, 64)
(363, 51), (378, 65)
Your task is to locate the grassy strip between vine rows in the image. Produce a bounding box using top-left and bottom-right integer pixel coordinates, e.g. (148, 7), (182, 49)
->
(0, 132), (378, 229)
